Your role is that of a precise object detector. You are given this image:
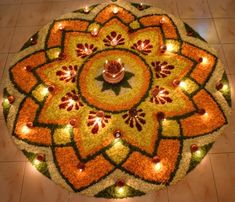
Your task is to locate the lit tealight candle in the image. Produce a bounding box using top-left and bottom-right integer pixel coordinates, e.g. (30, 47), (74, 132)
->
(41, 87), (49, 96)
(21, 125), (30, 134)
(222, 84), (228, 91)
(33, 159), (41, 166)
(114, 130), (121, 139)
(77, 162), (85, 172)
(91, 27), (98, 36)
(84, 5), (90, 13)
(30, 37), (37, 45)
(24, 65), (32, 71)
(58, 23), (64, 31)
(113, 6), (119, 14)
(198, 57), (208, 64)
(160, 17), (166, 25)
(152, 156), (162, 172)
(140, 42), (145, 50)
(3, 98), (10, 105)
(166, 43), (175, 52)
(179, 81), (187, 89)
(160, 45), (167, 53)
(190, 144), (202, 157)
(115, 180), (125, 194)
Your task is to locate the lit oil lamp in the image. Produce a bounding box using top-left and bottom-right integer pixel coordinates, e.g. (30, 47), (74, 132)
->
(84, 6), (90, 14)
(103, 59), (125, 84)
(160, 17), (166, 25)
(58, 23), (64, 31)
(91, 27), (98, 36)
(113, 6), (119, 14)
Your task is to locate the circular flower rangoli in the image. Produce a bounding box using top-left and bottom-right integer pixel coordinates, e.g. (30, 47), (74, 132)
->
(2, 0), (231, 199)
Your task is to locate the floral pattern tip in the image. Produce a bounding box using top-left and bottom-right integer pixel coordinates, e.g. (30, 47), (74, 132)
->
(103, 31), (125, 47)
(87, 111), (111, 134)
(151, 61), (175, 78)
(56, 65), (78, 83)
(150, 86), (172, 104)
(122, 108), (146, 131)
(59, 90), (83, 111)
(131, 39), (153, 55)
(76, 43), (97, 58)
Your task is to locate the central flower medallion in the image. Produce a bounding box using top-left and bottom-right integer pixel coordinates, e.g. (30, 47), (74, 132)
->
(78, 49), (151, 112)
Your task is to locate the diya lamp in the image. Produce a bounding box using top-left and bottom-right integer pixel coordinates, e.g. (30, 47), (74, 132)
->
(84, 6), (90, 14)
(103, 59), (125, 84)
(91, 28), (98, 36)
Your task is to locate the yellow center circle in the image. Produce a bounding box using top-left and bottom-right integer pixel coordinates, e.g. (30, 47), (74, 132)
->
(78, 49), (151, 112)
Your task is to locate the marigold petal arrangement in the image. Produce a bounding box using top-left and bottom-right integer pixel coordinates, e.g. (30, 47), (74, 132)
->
(2, 0), (231, 199)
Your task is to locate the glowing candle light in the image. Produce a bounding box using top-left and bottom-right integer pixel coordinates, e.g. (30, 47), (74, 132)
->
(138, 3), (144, 10)
(3, 98), (10, 105)
(84, 5), (90, 13)
(199, 57), (208, 64)
(152, 156), (162, 172)
(202, 57), (208, 64)
(140, 42), (145, 50)
(30, 37), (37, 45)
(24, 65), (32, 71)
(154, 162), (162, 171)
(160, 17), (166, 25)
(117, 187), (125, 194)
(22, 125), (30, 134)
(111, 38), (118, 46)
(77, 162), (85, 172)
(41, 87), (49, 96)
(33, 159), (41, 166)
(179, 81), (187, 89)
(58, 23), (64, 31)
(113, 6), (119, 14)
(222, 84), (228, 91)
(166, 43), (175, 52)
(91, 27), (98, 36)
(114, 130), (121, 139)
(190, 144), (199, 153)
(115, 180), (125, 194)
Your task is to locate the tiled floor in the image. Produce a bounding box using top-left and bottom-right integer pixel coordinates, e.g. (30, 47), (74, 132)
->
(0, 0), (234, 201)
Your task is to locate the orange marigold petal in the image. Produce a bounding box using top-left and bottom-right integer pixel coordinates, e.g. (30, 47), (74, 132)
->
(11, 51), (46, 93)
(122, 139), (180, 183)
(47, 20), (89, 48)
(55, 147), (114, 190)
(139, 15), (178, 39)
(15, 98), (51, 145)
(181, 43), (216, 84)
(95, 5), (135, 24)
(181, 90), (226, 137)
